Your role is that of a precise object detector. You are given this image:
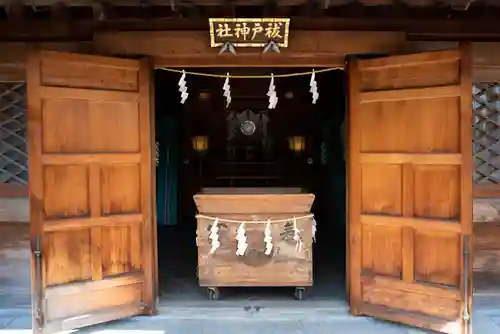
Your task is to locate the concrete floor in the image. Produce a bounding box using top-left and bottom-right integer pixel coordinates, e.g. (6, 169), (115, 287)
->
(1, 223), (499, 334)
(1, 301), (500, 334)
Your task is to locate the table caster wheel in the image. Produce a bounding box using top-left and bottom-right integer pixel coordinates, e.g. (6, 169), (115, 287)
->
(208, 287), (219, 300)
(294, 287), (305, 301)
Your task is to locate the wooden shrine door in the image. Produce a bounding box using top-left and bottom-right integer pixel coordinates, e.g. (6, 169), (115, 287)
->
(347, 45), (473, 334)
(27, 50), (157, 333)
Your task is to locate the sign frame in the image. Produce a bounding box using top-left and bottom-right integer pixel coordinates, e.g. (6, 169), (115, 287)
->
(209, 18), (290, 48)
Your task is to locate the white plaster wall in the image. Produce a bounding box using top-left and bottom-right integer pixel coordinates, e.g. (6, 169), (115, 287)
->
(0, 198), (28, 222)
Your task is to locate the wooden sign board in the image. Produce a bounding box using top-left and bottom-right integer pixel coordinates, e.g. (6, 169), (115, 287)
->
(209, 18), (290, 48)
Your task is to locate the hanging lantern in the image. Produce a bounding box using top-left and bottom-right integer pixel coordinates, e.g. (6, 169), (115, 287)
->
(288, 136), (306, 153)
(192, 136), (209, 152)
(198, 91), (211, 100)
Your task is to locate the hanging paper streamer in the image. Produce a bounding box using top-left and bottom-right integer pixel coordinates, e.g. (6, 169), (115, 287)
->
(223, 72), (232, 108)
(155, 141), (160, 166)
(236, 223), (248, 256)
(196, 214), (316, 255)
(178, 70), (189, 104)
(267, 73), (278, 109)
(264, 219), (273, 255)
(309, 70), (319, 104)
(293, 217), (303, 252)
(208, 218), (220, 254)
(312, 217), (317, 243)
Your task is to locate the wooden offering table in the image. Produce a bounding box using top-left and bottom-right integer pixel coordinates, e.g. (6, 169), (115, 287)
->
(194, 187), (315, 300)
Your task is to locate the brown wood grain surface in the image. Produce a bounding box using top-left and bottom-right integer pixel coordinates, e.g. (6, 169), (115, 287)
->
(2, 35), (500, 80)
(0, 183), (28, 197)
(26, 50), (156, 334)
(194, 191), (314, 287)
(347, 46), (473, 333)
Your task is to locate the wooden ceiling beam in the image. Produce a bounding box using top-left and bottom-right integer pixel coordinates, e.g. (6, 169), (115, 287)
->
(299, 0), (321, 16)
(92, 2), (110, 20)
(449, 0), (475, 10)
(0, 0), (490, 6)
(3, 2), (27, 21)
(51, 2), (71, 19)
(1, 3), (499, 20)
(0, 19), (94, 40)
(94, 30), (404, 67)
(2, 13), (500, 41)
(0, 0), (306, 5)
(1, 33), (499, 81)
(262, 0), (279, 16)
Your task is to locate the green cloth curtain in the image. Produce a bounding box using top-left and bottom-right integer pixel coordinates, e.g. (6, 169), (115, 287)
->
(318, 71), (346, 240)
(156, 116), (180, 226)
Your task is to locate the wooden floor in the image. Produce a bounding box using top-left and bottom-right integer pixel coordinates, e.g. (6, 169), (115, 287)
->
(474, 222), (500, 295)
(0, 222), (31, 310)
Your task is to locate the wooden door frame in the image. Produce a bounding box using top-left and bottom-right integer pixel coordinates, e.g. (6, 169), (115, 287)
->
(150, 44), (472, 307)
(27, 43), (470, 312)
(27, 51), (158, 333)
(342, 45), (474, 332)
(149, 57), (350, 304)
(153, 55), (346, 69)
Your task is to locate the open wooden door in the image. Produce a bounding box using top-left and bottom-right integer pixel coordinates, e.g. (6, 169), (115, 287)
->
(27, 50), (157, 333)
(347, 45), (473, 334)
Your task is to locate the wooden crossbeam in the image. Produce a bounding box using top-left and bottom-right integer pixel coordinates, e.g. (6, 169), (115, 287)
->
(0, 0), (308, 5)
(0, 32), (499, 81)
(449, 0), (476, 10)
(1, 15), (500, 41)
(0, 0), (492, 6)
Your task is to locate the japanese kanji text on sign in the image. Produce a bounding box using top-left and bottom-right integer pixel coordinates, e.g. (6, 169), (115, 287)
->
(209, 18), (290, 48)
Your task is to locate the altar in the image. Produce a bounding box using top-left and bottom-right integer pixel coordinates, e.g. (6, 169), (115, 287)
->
(194, 187), (315, 300)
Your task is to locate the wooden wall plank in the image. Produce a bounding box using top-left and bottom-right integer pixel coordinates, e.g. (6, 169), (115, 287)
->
(0, 42), (93, 81)
(474, 222), (500, 294)
(93, 30), (406, 56)
(1, 33), (500, 80)
(0, 184), (28, 198)
(94, 30), (405, 67)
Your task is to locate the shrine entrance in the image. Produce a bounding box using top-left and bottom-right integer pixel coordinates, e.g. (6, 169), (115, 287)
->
(27, 45), (472, 334)
(155, 67), (348, 304)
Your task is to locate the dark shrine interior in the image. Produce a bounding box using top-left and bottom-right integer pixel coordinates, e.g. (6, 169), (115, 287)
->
(154, 67), (348, 302)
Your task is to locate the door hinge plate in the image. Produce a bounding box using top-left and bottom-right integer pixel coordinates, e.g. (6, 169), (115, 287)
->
(462, 235), (471, 332)
(137, 300), (148, 311)
(32, 235), (45, 332)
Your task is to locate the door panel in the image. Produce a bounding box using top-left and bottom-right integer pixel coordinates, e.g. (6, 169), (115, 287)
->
(347, 45), (473, 334)
(27, 50), (156, 333)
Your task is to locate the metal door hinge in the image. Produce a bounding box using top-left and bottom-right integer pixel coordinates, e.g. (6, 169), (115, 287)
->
(32, 235), (45, 333)
(462, 235), (471, 333)
(31, 235), (42, 256)
(34, 305), (45, 328)
(137, 300), (148, 311)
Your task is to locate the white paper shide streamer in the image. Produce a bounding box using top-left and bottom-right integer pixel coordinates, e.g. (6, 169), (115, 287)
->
(312, 217), (317, 243)
(310, 70), (319, 104)
(208, 218), (220, 254)
(236, 223), (248, 256)
(155, 142), (160, 166)
(264, 219), (273, 255)
(178, 70), (189, 104)
(223, 72), (232, 108)
(293, 217), (303, 252)
(199, 214), (316, 256)
(267, 74), (278, 109)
